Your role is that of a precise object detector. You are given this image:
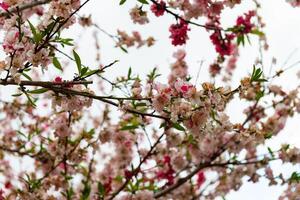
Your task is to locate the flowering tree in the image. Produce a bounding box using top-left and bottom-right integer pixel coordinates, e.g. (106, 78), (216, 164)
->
(0, 0), (300, 199)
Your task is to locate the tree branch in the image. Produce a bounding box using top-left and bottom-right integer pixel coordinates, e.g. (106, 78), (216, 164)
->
(108, 132), (165, 200)
(149, 0), (221, 31)
(0, 0), (52, 17)
(0, 79), (166, 120)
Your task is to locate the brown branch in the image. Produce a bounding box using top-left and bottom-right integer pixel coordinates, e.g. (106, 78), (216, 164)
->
(35, 0), (91, 52)
(0, 0), (52, 17)
(45, 86), (167, 120)
(242, 100), (259, 126)
(149, 0), (221, 31)
(0, 80), (92, 87)
(154, 155), (278, 198)
(108, 132), (165, 200)
(36, 136), (83, 183)
(153, 133), (237, 198)
(0, 145), (36, 158)
(0, 79), (165, 120)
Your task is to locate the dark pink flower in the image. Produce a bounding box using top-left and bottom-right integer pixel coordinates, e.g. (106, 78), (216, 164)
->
(210, 31), (235, 56)
(236, 10), (255, 34)
(124, 169), (134, 179)
(169, 20), (190, 46)
(197, 171), (206, 188)
(151, 0), (166, 17)
(0, 2), (9, 11)
(54, 76), (62, 83)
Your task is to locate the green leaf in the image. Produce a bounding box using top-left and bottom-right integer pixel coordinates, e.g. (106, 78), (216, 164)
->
(80, 67), (89, 77)
(12, 93), (23, 97)
(127, 67), (132, 79)
(290, 172), (300, 183)
(172, 122), (185, 131)
(237, 35), (245, 46)
(28, 88), (49, 94)
(251, 29), (265, 37)
(73, 50), (82, 74)
(119, 0), (127, 5)
(186, 134), (196, 145)
(267, 147), (274, 158)
(28, 20), (42, 44)
(97, 182), (105, 198)
(65, 187), (74, 200)
(147, 67), (161, 81)
(17, 130), (27, 139)
(43, 21), (56, 37)
(282, 144), (290, 151)
(81, 69), (99, 78)
(120, 125), (139, 131)
(119, 45), (128, 53)
(255, 90), (264, 101)
(21, 72), (32, 81)
(81, 183), (91, 200)
(264, 132), (272, 139)
(250, 66), (267, 83)
(135, 102), (147, 107)
(56, 38), (74, 46)
(52, 57), (63, 71)
(23, 91), (36, 107)
(159, 122), (166, 129)
(137, 0), (148, 4)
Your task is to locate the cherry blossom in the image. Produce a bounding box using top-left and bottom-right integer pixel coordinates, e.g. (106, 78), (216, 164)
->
(0, 1), (297, 199)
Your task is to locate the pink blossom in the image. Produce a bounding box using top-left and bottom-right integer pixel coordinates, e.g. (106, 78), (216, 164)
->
(0, 2), (9, 11)
(54, 76), (62, 83)
(236, 10), (255, 34)
(174, 79), (196, 98)
(169, 20), (190, 46)
(152, 83), (172, 112)
(197, 171), (206, 188)
(210, 31), (235, 56)
(151, 1), (166, 17)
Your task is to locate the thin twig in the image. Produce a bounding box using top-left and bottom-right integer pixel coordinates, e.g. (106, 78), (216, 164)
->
(0, 0), (52, 17)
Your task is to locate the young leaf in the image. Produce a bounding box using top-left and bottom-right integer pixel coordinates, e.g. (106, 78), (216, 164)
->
(12, 93), (23, 97)
(119, 45), (128, 53)
(81, 69), (100, 79)
(119, 0), (127, 5)
(28, 88), (49, 94)
(73, 50), (82, 74)
(23, 91), (36, 107)
(290, 172), (300, 183)
(52, 57), (63, 71)
(80, 67), (89, 77)
(172, 122), (185, 131)
(120, 125), (139, 131)
(56, 38), (74, 46)
(28, 20), (42, 44)
(251, 29), (265, 37)
(97, 182), (105, 198)
(267, 147), (274, 158)
(237, 35), (245, 46)
(21, 72), (32, 81)
(255, 90), (264, 101)
(137, 0), (148, 4)
(250, 66), (267, 82)
(81, 183), (91, 200)
(127, 67), (132, 79)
